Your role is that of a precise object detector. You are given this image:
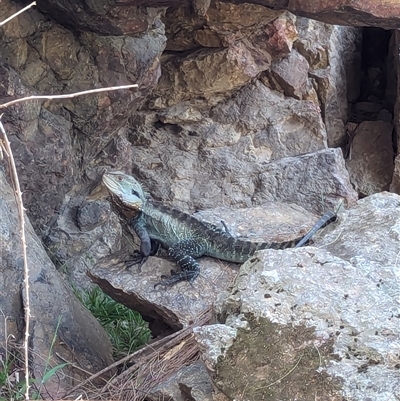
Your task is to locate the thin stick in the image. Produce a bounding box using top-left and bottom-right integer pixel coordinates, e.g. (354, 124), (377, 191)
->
(0, 2), (36, 27)
(258, 352), (304, 389)
(0, 117), (30, 400)
(0, 84), (138, 109)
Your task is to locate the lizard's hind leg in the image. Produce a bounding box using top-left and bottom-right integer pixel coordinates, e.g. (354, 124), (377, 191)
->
(154, 239), (205, 287)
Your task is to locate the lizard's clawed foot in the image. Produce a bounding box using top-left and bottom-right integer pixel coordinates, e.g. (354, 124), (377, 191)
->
(154, 270), (197, 288)
(125, 251), (147, 272)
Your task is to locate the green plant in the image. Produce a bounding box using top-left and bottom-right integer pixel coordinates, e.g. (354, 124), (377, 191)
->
(76, 286), (151, 359)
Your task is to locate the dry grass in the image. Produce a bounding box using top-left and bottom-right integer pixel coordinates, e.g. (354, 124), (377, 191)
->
(65, 306), (212, 401)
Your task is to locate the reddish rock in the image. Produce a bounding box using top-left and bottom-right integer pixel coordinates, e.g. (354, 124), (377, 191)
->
(270, 49), (310, 99)
(288, 0), (400, 29)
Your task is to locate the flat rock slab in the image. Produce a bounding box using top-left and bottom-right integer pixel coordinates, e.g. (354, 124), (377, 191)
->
(288, 0), (400, 29)
(314, 191), (400, 285)
(90, 251), (237, 330)
(194, 202), (319, 242)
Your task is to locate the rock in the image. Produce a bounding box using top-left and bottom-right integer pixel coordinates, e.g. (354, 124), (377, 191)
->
(288, 0), (400, 30)
(254, 148), (358, 214)
(194, 203), (319, 242)
(45, 196), (122, 290)
(351, 101), (385, 122)
(164, 3), (284, 52)
(146, 361), (214, 401)
(196, 193), (400, 400)
(390, 154), (400, 194)
(192, 0), (212, 17)
(313, 191), (400, 266)
(270, 49), (310, 99)
(76, 200), (111, 232)
(130, 80), (332, 213)
(0, 64), (77, 233)
(295, 18), (362, 147)
(90, 251), (237, 331)
(0, 0), (166, 231)
(193, 325), (238, 369)
(346, 121), (394, 196)
(153, 8), (298, 108)
(207, 80), (327, 160)
(36, 0), (164, 35)
(0, 171), (113, 397)
(377, 109), (393, 123)
(89, 203), (321, 329)
(36, 0), (400, 32)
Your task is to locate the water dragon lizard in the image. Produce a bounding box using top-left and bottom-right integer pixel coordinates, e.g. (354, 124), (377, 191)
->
(102, 171), (336, 287)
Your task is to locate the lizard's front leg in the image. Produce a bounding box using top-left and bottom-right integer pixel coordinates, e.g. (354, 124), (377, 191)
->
(126, 221), (156, 271)
(154, 239), (204, 287)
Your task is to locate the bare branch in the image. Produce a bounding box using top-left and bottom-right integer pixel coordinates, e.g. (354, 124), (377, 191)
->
(0, 2), (37, 27)
(0, 84), (139, 109)
(0, 117), (30, 401)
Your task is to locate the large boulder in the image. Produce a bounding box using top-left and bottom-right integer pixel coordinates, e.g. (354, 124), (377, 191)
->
(0, 171), (113, 397)
(193, 192), (400, 401)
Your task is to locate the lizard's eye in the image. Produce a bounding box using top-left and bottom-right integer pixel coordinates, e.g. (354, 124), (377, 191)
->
(117, 176), (122, 181)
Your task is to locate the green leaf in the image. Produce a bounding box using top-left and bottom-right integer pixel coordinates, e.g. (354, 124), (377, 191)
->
(41, 363), (69, 384)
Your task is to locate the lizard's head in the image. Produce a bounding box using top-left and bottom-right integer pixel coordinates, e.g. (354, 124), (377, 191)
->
(102, 171), (146, 211)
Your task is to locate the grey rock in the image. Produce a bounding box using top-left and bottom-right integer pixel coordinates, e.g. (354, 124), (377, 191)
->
(198, 192), (400, 401)
(0, 0), (166, 231)
(192, 0), (211, 17)
(194, 203), (319, 242)
(146, 361), (214, 401)
(346, 121), (394, 196)
(0, 64), (77, 233)
(45, 197), (122, 290)
(296, 18), (362, 147)
(76, 200), (111, 231)
(254, 148), (358, 214)
(390, 154), (400, 194)
(129, 80), (337, 214)
(193, 325), (238, 368)
(0, 171), (113, 397)
(270, 49), (310, 99)
(210, 80), (327, 160)
(314, 191), (400, 270)
(90, 251), (237, 330)
(288, 0), (400, 30)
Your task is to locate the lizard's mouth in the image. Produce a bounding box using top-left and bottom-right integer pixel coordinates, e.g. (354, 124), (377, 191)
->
(102, 173), (143, 210)
(102, 174), (119, 192)
(119, 197), (142, 209)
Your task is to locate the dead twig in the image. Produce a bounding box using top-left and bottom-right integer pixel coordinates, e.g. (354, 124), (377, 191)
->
(0, 117), (30, 400)
(0, 84), (139, 109)
(0, 2), (36, 27)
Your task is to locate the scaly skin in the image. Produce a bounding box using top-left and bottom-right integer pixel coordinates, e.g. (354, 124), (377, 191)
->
(102, 171), (336, 287)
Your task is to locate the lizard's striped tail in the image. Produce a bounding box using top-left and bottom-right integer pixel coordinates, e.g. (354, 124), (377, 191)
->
(294, 210), (337, 248)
